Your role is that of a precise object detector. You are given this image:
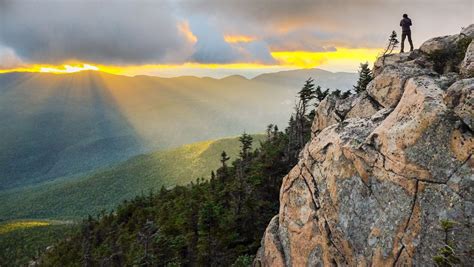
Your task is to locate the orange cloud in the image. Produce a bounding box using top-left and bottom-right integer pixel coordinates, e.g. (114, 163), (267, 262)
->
(224, 35), (257, 43)
(178, 21), (197, 44)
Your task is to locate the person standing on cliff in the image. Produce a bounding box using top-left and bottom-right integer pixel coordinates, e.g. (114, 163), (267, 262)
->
(400, 13), (414, 53)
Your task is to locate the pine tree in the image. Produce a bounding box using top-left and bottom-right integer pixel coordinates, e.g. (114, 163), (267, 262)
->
(382, 31), (399, 64)
(220, 151), (230, 168)
(353, 62), (373, 93)
(137, 220), (159, 267)
(238, 133), (253, 160)
(341, 90), (352, 99)
(314, 85), (329, 102)
(82, 215), (94, 267)
(331, 89), (342, 98)
(297, 78), (316, 117)
(293, 78), (317, 149)
(266, 124), (274, 139)
(197, 202), (220, 266)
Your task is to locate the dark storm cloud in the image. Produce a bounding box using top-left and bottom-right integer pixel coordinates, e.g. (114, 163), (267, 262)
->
(0, 0), (472, 65)
(188, 17), (275, 64)
(188, 17), (240, 63)
(0, 0), (193, 64)
(181, 0), (473, 48)
(264, 29), (340, 51)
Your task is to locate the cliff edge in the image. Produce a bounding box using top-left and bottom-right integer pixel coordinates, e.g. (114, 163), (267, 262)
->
(255, 25), (474, 266)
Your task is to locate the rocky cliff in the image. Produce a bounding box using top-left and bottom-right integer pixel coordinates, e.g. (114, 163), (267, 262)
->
(255, 25), (474, 266)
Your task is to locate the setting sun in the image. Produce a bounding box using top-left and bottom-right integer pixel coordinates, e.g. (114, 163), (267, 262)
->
(0, 63), (100, 74)
(40, 64), (99, 73)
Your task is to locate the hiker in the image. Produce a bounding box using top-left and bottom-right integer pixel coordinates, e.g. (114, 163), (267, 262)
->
(400, 14), (414, 53)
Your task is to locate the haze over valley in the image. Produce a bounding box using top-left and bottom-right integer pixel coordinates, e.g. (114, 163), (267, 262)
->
(0, 69), (356, 191)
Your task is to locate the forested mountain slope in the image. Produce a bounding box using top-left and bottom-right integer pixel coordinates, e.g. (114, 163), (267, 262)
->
(33, 71), (333, 266)
(0, 135), (264, 220)
(0, 69), (356, 191)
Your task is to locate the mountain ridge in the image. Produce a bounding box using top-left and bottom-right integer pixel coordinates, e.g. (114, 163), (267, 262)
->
(1, 67), (355, 80)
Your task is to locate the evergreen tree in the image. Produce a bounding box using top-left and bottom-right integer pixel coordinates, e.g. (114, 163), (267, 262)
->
(197, 202), (220, 266)
(353, 62), (373, 93)
(81, 215), (94, 267)
(382, 31), (399, 64)
(314, 86), (329, 102)
(272, 125), (279, 136)
(220, 151), (230, 168)
(266, 124), (274, 139)
(137, 220), (158, 266)
(293, 78), (317, 149)
(331, 89), (342, 98)
(238, 133), (253, 160)
(341, 90), (352, 99)
(297, 78), (316, 117)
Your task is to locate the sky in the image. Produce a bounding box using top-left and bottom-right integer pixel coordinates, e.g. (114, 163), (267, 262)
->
(0, 0), (472, 78)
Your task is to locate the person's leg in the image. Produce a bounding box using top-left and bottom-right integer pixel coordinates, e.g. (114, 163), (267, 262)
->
(408, 31), (414, 51)
(401, 32), (406, 53)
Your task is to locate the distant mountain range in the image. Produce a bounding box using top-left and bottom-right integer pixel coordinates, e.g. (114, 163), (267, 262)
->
(0, 69), (356, 190)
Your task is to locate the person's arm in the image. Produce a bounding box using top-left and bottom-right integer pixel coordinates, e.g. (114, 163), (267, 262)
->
(409, 18), (412, 26)
(400, 20), (403, 26)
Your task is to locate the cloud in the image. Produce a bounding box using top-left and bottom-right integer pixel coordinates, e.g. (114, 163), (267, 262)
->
(264, 29), (339, 51)
(0, 0), (472, 66)
(224, 35), (257, 43)
(0, 0), (194, 65)
(181, 0), (473, 48)
(189, 17), (275, 64)
(178, 21), (198, 44)
(0, 46), (25, 69)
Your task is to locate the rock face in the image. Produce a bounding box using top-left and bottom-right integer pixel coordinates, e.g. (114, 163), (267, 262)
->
(461, 41), (474, 78)
(255, 27), (473, 266)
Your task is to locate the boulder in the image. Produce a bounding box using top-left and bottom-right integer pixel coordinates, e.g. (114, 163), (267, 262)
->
(370, 76), (468, 183)
(367, 63), (434, 108)
(420, 34), (461, 55)
(311, 93), (381, 136)
(373, 50), (422, 76)
(311, 96), (343, 135)
(460, 40), (474, 78)
(461, 24), (474, 38)
(445, 78), (474, 130)
(345, 92), (380, 119)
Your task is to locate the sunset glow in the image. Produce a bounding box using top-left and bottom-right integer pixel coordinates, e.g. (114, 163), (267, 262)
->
(40, 64), (99, 73)
(224, 35), (257, 43)
(0, 63), (100, 74)
(271, 48), (380, 68)
(178, 21), (198, 44)
(0, 47), (381, 77)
